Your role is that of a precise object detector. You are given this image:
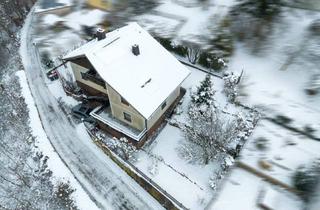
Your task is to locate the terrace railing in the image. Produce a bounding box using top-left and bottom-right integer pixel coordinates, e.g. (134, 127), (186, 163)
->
(81, 70), (106, 88)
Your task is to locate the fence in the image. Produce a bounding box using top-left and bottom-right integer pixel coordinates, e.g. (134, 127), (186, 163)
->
(85, 126), (188, 210)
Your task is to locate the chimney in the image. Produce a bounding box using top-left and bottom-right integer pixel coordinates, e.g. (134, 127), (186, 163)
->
(132, 44), (140, 56)
(96, 28), (106, 41)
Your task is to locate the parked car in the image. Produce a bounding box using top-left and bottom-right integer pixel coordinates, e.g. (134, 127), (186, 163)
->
(71, 103), (96, 123)
(46, 69), (59, 81)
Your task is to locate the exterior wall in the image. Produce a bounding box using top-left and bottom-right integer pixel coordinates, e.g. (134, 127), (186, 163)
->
(147, 87), (180, 129)
(87, 0), (112, 11)
(97, 87), (186, 148)
(106, 83), (146, 132)
(70, 62), (108, 95)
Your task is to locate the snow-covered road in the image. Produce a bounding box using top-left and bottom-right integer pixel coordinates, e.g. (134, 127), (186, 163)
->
(20, 10), (164, 210)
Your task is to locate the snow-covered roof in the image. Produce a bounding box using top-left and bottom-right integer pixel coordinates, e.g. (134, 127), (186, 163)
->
(64, 22), (190, 119)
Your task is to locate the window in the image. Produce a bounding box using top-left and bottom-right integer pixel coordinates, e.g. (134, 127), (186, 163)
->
(121, 97), (129, 106)
(161, 101), (167, 110)
(123, 112), (132, 123)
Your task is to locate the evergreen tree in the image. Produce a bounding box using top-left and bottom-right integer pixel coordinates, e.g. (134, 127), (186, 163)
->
(190, 74), (216, 108)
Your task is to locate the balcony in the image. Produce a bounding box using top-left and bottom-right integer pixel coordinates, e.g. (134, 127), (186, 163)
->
(90, 106), (147, 141)
(81, 69), (106, 88)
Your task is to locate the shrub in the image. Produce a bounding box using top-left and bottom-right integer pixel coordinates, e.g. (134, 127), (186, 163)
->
(293, 160), (320, 203)
(255, 137), (268, 151)
(155, 36), (188, 57)
(197, 51), (226, 72)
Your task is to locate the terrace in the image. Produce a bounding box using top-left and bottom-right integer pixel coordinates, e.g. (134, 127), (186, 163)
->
(90, 105), (147, 141)
(81, 69), (106, 88)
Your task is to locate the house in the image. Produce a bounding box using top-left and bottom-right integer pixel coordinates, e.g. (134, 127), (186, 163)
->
(86, 0), (112, 11)
(63, 22), (190, 147)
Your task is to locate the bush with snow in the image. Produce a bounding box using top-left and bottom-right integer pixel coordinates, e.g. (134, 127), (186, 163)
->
(94, 131), (137, 161)
(223, 72), (240, 103)
(293, 159), (320, 203)
(208, 156), (234, 190)
(180, 75), (258, 165)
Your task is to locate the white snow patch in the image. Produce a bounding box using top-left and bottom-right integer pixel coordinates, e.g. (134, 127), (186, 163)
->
(210, 168), (302, 210)
(16, 70), (99, 210)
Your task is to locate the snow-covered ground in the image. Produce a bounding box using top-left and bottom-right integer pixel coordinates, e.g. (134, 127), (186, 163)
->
(210, 168), (303, 210)
(240, 119), (320, 186)
(42, 9), (107, 31)
(16, 70), (99, 210)
(212, 7), (320, 210)
(135, 0), (236, 44)
(34, 8), (108, 58)
(228, 8), (320, 136)
(131, 66), (245, 210)
(47, 79), (79, 107)
(134, 124), (217, 210)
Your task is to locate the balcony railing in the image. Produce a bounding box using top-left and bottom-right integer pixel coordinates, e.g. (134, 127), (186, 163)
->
(81, 69), (106, 88)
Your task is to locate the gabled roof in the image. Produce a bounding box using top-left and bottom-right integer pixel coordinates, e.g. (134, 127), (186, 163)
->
(64, 22), (190, 119)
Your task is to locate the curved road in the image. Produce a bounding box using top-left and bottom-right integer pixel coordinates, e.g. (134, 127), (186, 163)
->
(20, 10), (163, 210)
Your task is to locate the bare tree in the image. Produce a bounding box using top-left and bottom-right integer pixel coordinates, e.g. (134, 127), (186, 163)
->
(182, 106), (238, 164)
(184, 42), (201, 64)
(180, 75), (257, 164)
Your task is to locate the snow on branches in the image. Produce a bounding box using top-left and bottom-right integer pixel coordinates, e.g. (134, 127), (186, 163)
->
(182, 106), (238, 164)
(191, 74), (216, 108)
(180, 75), (236, 164)
(94, 130), (137, 161)
(223, 71), (241, 103)
(180, 74), (257, 165)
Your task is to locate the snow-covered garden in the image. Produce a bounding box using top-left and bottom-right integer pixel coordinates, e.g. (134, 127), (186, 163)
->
(122, 66), (257, 209)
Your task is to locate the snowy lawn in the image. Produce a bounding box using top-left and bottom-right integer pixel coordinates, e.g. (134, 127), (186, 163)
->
(134, 0), (237, 44)
(134, 124), (219, 210)
(135, 13), (182, 37)
(228, 8), (320, 137)
(131, 66), (246, 210)
(239, 119), (320, 186)
(210, 168), (303, 210)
